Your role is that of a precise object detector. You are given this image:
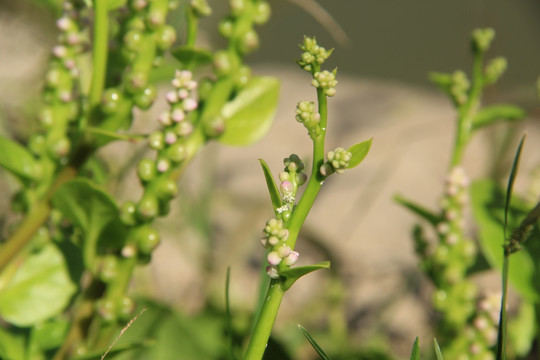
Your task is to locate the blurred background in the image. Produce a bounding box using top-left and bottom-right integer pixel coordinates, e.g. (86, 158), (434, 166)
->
(1, 0), (540, 358)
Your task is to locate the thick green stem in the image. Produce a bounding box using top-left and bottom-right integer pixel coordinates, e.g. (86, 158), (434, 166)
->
(88, 0), (108, 114)
(496, 256), (509, 360)
(186, 8), (198, 47)
(244, 280), (285, 360)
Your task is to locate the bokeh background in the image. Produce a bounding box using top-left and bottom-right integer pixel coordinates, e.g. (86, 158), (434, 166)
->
(1, 1), (540, 358)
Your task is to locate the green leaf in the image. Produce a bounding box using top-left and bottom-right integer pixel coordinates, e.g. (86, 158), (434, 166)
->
(508, 301), (536, 356)
(259, 159), (282, 211)
(30, 319), (70, 353)
(171, 46), (213, 69)
(52, 179), (127, 273)
(0, 326), (26, 360)
(298, 325), (332, 360)
(470, 179), (539, 302)
(472, 105), (525, 131)
(0, 244), (77, 326)
(433, 338), (444, 360)
(346, 138), (372, 169)
(394, 194), (441, 226)
(218, 76), (280, 146)
(0, 135), (40, 182)
(280, 261), (330, 291)
(409, 337), (420, 360)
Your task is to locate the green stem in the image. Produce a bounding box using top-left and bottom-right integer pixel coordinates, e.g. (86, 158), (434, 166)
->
(186, 7), (198, 47)
(88, 0), (109, 115)
(496, 256), (509, 360)
(244, 86), (329, 359)
(450, 52), (484, 167)
(0, 166), (77, 272)
(244, 280), (285, 360)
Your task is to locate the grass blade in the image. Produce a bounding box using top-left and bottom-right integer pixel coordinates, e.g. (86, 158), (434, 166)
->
(297, 324), (331, 360)
(409, 337), (420, 360)
(433, 338), (444, 360)
(225, 267), (237, 360)
(504, 134), (525, 239)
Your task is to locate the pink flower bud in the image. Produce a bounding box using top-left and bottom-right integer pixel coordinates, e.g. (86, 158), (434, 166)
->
(166, 91), (179, 104)
(182, 98), (198, 111)
(171, 108), (185, 122)
(53, 45), (67, 58)
(164, 131), (177, 145)
(277, 245), (291, 258)
(157, 159), (170, 172)
(280, 180), (293, 194)
(283, 251), (299, 265)
(267, 251), (282, 266)
(177, 89), (189, 99)
(158, 112), (172, 126)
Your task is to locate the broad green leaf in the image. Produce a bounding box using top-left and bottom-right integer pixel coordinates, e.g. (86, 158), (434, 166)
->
(112, 300), (225, 360)
(298, 325), (332, 360)
(470, 179), (538, 302)
(0, 326), (26, 360)
(30, 319), (70, 353)
(394, 194), (441, 226)
(218, 77), (280, 146)
(259, 159), (282, 211)
(280, 261), (330, 291)
(171, 46), (213, 69)
(433, 338), (444, 360)
(472, 105), (525, 131)
(409, 337), (420, 360)
(0, 244), (76, 326)
(0, 135), (40, 182)
(52, 179), (127, 273)
(508, 301), (536, 356)
(346, 138), (372, 169)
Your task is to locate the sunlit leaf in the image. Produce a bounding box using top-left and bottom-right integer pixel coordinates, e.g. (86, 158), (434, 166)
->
(0, 244), (76, 326)
(433, 338), (444, 360)
(218, 77), (280, 146)
(346, 138), (372, 169)
(280, 261), (330, 291)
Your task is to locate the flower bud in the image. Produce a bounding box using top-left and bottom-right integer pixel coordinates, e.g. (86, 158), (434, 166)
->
(99, 255), (118, 282)
(156, 158), (171, 173)
(266, 265), (279, 279)
(472, 28), (495, 53)
(120, 201), (138, 225)
(204, 116), (225, 138)
(213, 51), (239, 77)
(101, 88), (124, 114)
(280, 180), (293, 194)
(118, 296), (135, 320)
(267, 251), (282, 266)
(167, 143), (187, 163)
(238, 29), (259, 54)
(137, 195), (159, 220)
(137, 226), (161, 254)
(156, 178), (178, 199)
(253, 1), (270, 24)
(123, 29), (143, 50)
(155, 25), (177, 51)
(219, 17), (234, 38)
(296, 172), (307, 186)
(283, 251), (299, 265)
(147, 10), (166, 29)
(148, 131), (165, 150)
(133, 85), (157, 110)
(138, 159), (156, 183)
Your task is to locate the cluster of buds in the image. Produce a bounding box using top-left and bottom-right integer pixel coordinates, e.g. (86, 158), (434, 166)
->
(312, 69), (338, 97)
(449, 70), (470, 105)
(297, 36), (333, 72)
(33, 1), (87, 161)
(472, 28), (495, 53)
(218, 0), (270, 55)
(295, 101), (321, 139)
(320, 147), (352, 176)
(261, 219), (299, 278)
(484, 57), (507, 85)
(190, 0), (212, 17)
(276, 155), (307, 218)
